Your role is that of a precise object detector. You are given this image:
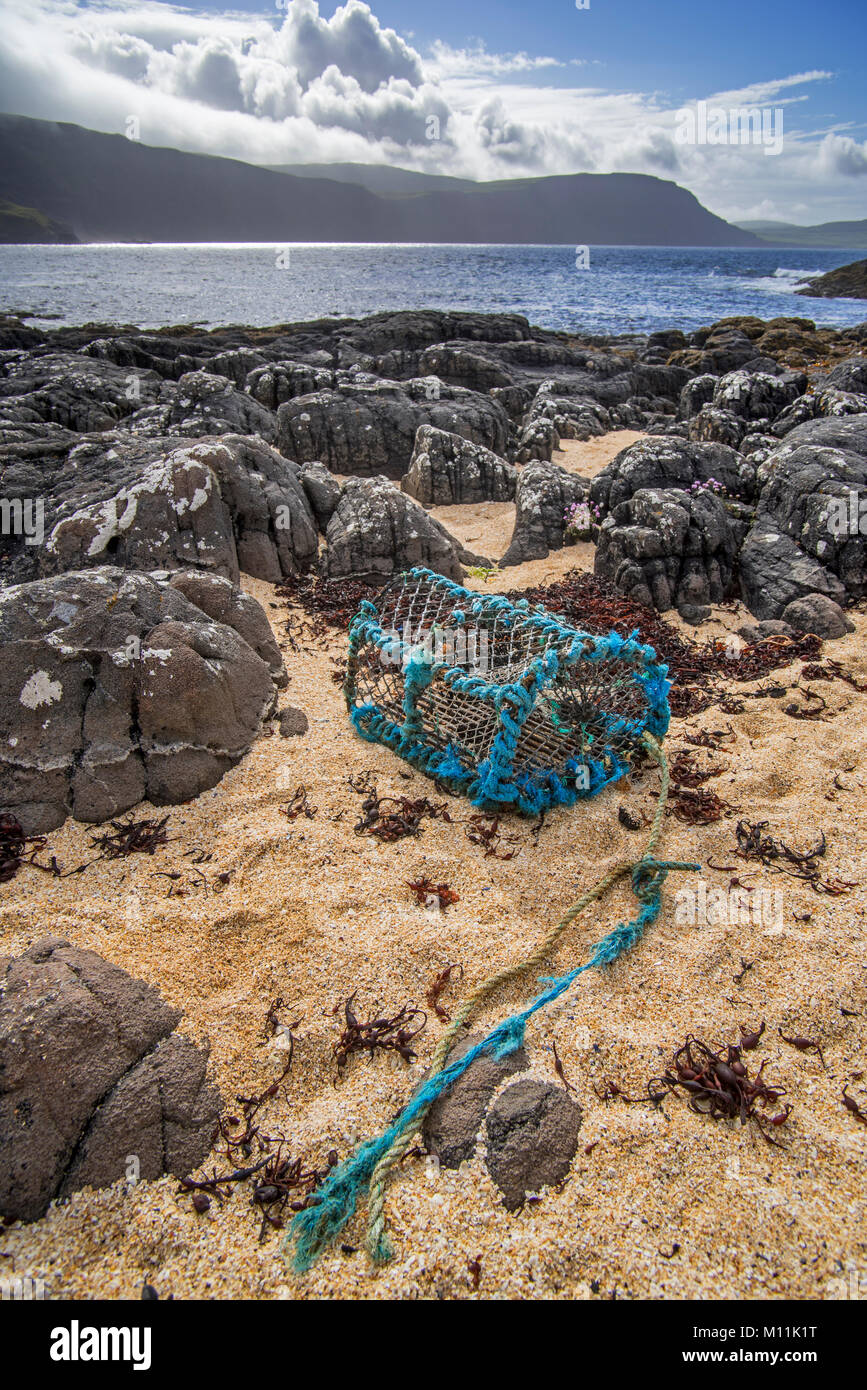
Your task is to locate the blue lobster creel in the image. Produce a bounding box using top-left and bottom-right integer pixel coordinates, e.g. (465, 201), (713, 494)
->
(344, 567), (671, 817)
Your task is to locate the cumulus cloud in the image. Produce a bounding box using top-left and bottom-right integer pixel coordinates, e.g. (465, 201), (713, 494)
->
(0, 0), (860, 220)
(816, 132), (867, 177)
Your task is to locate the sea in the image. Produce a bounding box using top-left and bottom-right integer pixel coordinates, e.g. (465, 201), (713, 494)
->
(0, 243), (864, 336)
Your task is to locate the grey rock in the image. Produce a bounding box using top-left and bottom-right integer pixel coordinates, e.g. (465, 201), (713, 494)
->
(417, 344), (514, 392)
(484, 1079), (582, 1210)
(678, 374), (717, 420)
(0, 568), (279, 832)
(824, 356), (867, 396)
(595, 486), (736, 612)
(688, 405), (746, 449)
(0, 432), (318, 587)
(0, 352), (161, 433)
(712, 368), (806, 421)
(0, 936), (221, 1222)
(501, 461), (587, 566)
(402, 426), (516, 506)
(298, 461), (341, 530)
(168, 570), (287, 687)
(589, 437), (753, 514)
(134, 370), (278, 443)
(780, 593), (854, 639)
(738, 521), (847, 620)
(322, 476), (465, 581)
(421, 1033), (527, 1169)
(737, 619), (796, 643)
(276, 379), (509, 480)
(678, 603), (712, 625)
(246, 361), (335, 409)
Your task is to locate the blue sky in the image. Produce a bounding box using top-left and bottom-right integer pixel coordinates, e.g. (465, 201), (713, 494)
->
(1, 0), (865, 222)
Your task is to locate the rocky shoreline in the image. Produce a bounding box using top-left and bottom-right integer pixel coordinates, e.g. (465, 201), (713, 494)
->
(1, 307), (865, 836)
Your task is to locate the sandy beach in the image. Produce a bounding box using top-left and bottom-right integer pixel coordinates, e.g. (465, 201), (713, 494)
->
(2, 427), (865, 1303)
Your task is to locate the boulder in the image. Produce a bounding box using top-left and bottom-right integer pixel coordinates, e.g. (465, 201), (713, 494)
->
(401, 426), (516, 506)
(712, 369), (806, 422)
(738, 521), (847, 620)
(0, 568), (281, 832)
(737, 619), (796, 643)
(678, 374), (717, 420)
(749, 421), (867, 601)
(276, 379), (510, 480)
(167, 570), (287, 686)
(501, 461), (588, 566)
(688, 406), (746, 449)
(594, 485), (736, 612)
(780, 593), (854, 639)
(322, 476), (465, 581)
(589, 436), (753, 513)
(246, 361), (334, 409)
(131, 369), (278, 442)
(796, 258), (867, 301)
(0, 937), (221, 1222)
(823, 356), (867, 395)
(0, 433), (318, 587)
(0, 352), (161, 433)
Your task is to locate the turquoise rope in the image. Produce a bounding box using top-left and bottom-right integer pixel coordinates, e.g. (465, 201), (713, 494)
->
(286, 854), (698, 1273)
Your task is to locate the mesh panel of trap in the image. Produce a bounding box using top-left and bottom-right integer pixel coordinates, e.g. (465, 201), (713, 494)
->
(348, 571), (655, 779)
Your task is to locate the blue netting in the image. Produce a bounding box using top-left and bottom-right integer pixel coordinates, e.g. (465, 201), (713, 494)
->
(345, 568), (670, 815)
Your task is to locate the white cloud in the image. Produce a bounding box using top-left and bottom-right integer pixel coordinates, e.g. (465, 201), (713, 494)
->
(816, 132), (867, 177)
(0, 0), (860, 221)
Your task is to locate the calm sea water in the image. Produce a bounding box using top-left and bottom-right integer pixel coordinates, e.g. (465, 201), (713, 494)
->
(0, 243), (864, 335)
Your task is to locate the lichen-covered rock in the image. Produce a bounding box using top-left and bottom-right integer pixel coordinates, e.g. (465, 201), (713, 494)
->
(0, 352), (161, 433)
(0, 937), (221, 1222)
(688, 405), (746, 449)
(501, 461), (588, 566)
(0, 568), (281, 832)
(484, 1080), (582, 1211)
(594, 485), (736, 612)
(322, 476), (465, 581)
(589, 436), (753, 513)
(402, 426), (516, 506)
(0, 433), (318, 587)
(132, 370), (278, 442)
(678, 374), (717, 420)
(746, 418), (867, 605)
(712, 368), (806, 421)
(246, 361), (335, 409)
(276, 379), (510, 480)
(823, 356), (867, 395)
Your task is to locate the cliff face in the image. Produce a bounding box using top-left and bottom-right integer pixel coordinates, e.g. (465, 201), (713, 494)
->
(0, 113), (760, 247)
